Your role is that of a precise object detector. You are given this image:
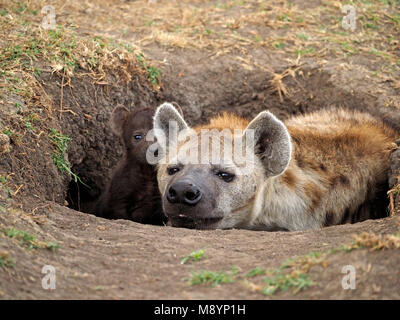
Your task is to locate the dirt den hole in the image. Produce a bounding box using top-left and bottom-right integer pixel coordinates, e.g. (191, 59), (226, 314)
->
(66, 179), (97, 214)
(63, 68), (399, 226)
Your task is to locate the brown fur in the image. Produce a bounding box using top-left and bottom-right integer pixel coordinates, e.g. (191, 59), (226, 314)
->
(281, 169), (298, 189)
(195, 112), (249, 132)
(200, 109), (398, 227)
(282, 109), (398, 227)
(155, 103), (398, 231)
(95, 107), (166, 225)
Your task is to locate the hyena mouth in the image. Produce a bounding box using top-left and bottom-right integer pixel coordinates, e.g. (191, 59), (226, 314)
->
(169, 214), (223, 229)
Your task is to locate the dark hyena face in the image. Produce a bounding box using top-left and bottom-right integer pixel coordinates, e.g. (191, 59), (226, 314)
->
(111, 106), (158, 164)
(153, 103), (292, 230)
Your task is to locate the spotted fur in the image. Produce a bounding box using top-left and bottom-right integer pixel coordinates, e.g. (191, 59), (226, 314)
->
(249, 108), (398, 230)
(154, 103), (398, 231)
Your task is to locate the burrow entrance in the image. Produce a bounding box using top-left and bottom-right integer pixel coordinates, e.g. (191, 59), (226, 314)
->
(54, 65), (400, 222)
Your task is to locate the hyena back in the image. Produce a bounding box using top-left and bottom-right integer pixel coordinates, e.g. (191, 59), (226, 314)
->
(153, 103), (398, 231)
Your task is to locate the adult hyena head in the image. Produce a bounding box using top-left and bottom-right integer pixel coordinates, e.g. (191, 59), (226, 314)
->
(152, 103), (292, 229)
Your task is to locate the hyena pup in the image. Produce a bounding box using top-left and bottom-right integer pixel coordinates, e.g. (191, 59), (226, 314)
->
(95, 106), (166, 225)
(151, 102), (398, 231)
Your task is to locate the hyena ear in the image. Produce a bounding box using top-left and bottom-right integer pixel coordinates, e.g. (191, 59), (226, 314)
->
(244, 111), (292, 177)
(153, 102), (189, 147)
(171, 102), (184, 116)
(110, 105), (130, 136)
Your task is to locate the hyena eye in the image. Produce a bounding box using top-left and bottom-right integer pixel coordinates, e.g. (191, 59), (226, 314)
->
(217, 171), (235, 183)
(167, 167), (180, 175)
(133, 134), (143, 141)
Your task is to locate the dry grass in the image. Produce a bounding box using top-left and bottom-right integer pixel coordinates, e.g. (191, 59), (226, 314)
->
(26, 0), (398, 111)
(0, 0), (161, 112)
(388, 181), (400, 216)
(44, 0), (400, 72)
(268, 66), (300, 102)
(1, 0), (399, 119)
(1, 0), (399, 110)
(344, 230), (400, 251)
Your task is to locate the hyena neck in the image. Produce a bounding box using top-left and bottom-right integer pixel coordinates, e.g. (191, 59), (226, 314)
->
(249, 159), (322, 231)
(249, 130), (393, 232)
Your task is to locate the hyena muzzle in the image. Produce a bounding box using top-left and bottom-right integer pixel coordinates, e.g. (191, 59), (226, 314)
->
(152, 102), (398, 231)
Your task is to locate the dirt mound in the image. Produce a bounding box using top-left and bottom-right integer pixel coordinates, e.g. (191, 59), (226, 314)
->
(36, 53), (400, 215)
(1, 203), (399, 299)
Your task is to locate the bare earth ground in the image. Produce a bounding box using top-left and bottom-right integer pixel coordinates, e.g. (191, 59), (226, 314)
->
(1, 204), (400, 299)
(0, 0), (400, 299)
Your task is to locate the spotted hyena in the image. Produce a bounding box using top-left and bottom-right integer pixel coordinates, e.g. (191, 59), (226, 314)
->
(152, 102), (398, 231)
(95, 106), (165, 225)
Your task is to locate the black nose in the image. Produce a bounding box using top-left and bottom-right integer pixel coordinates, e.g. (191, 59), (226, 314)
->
(167, 181), (202, 206)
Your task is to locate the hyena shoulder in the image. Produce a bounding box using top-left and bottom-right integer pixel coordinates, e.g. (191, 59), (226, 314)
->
(255, 108), (398, 230)
(283, 108), (397, 180)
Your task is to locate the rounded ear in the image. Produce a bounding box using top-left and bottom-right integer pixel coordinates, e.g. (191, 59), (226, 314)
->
(243, 111), (292, 177)
(171, 102), (184, 116)
(110, 106), (129, 136)
(153, 102), (189, 147)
